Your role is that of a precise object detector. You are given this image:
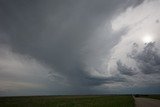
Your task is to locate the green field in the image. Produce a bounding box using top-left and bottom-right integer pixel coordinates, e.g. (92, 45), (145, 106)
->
(0, 95), (134, 107)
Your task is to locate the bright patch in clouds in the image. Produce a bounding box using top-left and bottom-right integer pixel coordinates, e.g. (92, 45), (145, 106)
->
(108, 0), (160, 87)
(142, 34), (154, 43)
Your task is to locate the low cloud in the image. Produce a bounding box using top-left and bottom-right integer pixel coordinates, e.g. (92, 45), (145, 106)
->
(129, 42), (160, 74)
(117, 60), (137, 76)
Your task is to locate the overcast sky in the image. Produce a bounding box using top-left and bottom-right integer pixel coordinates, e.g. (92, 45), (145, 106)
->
(0, 0), (160, 96)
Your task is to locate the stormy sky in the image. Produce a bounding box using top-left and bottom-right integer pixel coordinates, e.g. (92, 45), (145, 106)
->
(0, 0), (160, 96)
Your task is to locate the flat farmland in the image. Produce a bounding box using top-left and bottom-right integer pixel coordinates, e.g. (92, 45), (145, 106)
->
(0, 95), (134, 107)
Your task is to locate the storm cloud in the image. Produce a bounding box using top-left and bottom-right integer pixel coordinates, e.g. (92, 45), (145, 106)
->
(0, 0), (160, 95)
(117, 60), (137, 76)
(108, 0), (160, 89)
(128, 42), (160, 74)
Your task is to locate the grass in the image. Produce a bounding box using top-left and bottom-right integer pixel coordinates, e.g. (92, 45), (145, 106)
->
(0, 95), (134, 107)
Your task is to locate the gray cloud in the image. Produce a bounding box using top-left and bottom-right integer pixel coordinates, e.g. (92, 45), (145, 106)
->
(116, 42), (160, 76)
(1, 0), (159, 95)
(109, 0), (160, 90)
(0, 0), (131, 87)
(117, 60), (137, 76)
(129, 42), (160, 74)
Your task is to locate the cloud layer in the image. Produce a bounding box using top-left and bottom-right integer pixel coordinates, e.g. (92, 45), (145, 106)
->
(0, 0), (160, 95)
(108, 0), (160, 88)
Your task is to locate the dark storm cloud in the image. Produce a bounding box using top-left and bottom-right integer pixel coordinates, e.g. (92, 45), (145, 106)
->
(129, 42), (160, 74)
(117, 60), (137, 76)
(137, 42), (160, 74)
(0, 0), (129, 85)
(66, 66), (126, 86)
(0, 0), (147, 95)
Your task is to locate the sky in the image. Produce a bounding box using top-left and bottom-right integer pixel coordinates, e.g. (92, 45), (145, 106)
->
(0, 0), (160, 96)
